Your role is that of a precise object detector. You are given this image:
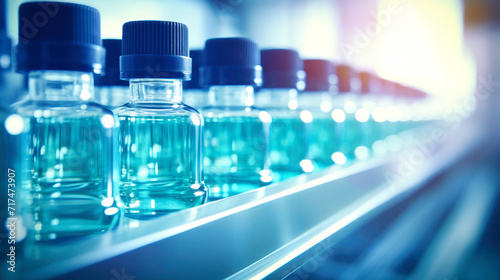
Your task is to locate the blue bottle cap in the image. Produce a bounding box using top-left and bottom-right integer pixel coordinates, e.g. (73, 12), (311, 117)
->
(120, 20), (191, 80)
(336, 65), (352, 93)
(15, 2), (105, 74)
(261, 49), (304, 89)
(303, 59), (333, 92)
(183, 49), (204, 89)
(0, 0), (12, 71)
(200, 37), (262, 87)
(95, 39), (128, 86)
(358, 71), (372, 94)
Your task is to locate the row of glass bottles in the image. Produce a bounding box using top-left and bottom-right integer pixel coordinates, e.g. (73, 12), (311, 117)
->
(0, 1), (439, 242)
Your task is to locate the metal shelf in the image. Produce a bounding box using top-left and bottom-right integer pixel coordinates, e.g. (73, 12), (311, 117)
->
(13, 120), (484, 280)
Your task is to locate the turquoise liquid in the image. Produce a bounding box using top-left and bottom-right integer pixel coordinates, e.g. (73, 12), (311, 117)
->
(309, 113), (340, 168)
(340, 113), (360, 160)
(17, 102), (120, 240)
(116, 106), (207, 217)
(203, 109), (271, 199)
(269, 112), (309, 181)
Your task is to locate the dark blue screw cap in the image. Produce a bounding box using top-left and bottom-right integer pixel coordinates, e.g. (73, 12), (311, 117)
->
(336, 65), (352, 93)
(95, 39), (128, 86)
(120, 21), (191, 80)
(261, 49), (304, 89)
(303, 59), (333, 92)
(15, 2), (105, 74)
(183, 49), (204, 89)
(200, 37), (262, 87)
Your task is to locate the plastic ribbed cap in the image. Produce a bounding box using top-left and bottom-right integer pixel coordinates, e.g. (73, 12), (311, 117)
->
(336, 65), (352, 93)
(120, 21), (191, 80)
(183, 49), (204, 89)
(95, 39), (127, 86)
(359, 72), (372, 94)
(201, 37), (262, 87)
(15, 2), (104, 74)
(0, 0), (12, 71)
(303, 59), (333, 92)
(261, 49), (304, 89)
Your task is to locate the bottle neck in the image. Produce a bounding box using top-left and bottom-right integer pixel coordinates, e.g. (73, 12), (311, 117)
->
(28, 71), (94, 101)
(208, 85), (255, 107)
(130, 79), (182, 103)
(129, 79), (182, 103)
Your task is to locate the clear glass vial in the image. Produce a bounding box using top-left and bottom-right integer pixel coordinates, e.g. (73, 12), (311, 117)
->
(115, 21), (207, 217)
(299, 59), (339, 168)
(256, 49), (312, 180)
(201, 37), (272, 200)
(336, 65), (367, 162)
(94, 39), (130, 109)
(12, 2), (121, 241)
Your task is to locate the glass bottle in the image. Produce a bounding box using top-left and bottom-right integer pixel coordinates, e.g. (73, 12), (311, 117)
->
(357, 71), (379, 156)
(201, 37), (272, 200)
(11, 2), (121, 241)
(115, 21), (207, 217)
(256, 49), (312, 180)
(336, 65), (369, 161)
(299, 59), (340, 168)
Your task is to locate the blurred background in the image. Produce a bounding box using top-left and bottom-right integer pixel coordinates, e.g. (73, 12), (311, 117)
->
(2, 0), (500, 279)
(4, 0), (499, 136)
(2, 0), (487, 102)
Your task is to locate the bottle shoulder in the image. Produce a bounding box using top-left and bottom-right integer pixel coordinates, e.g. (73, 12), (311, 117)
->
(114, 102), (202, 116)
(11, 99), (114, 117)
(201, 106), (272, 124)
(114, 103), (204, 127)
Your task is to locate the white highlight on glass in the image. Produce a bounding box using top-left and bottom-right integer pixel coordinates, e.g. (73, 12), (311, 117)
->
(331, 109), (346, 123)
(80, 88), (91, 101)
(260, 169), (273, 183)
(190, 114), (201, 126)
(372, 107), (387, 123)
(300, 110), (313, 124)
(5, 114), (24, 135)
(101, 114), (115, 129)
(320, 101), (332, 113)
(259, 111), (272, 123)
(288, 100), (299, 110)
(331, 152), (347, 165)
(101, 197), (115, 207)
(355, 109), (370, 123)
(355, 146), (370, 160)
(344, 101), (357, 114)
(300, 159), (315, 173)
(104, 207), (119, 216)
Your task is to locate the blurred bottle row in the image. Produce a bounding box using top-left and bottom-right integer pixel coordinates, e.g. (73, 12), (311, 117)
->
(0, 1), (443, 243)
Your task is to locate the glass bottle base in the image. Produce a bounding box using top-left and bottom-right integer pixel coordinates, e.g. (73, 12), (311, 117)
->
(120, 181), (208, 218)
(27, 195), (121, 241)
